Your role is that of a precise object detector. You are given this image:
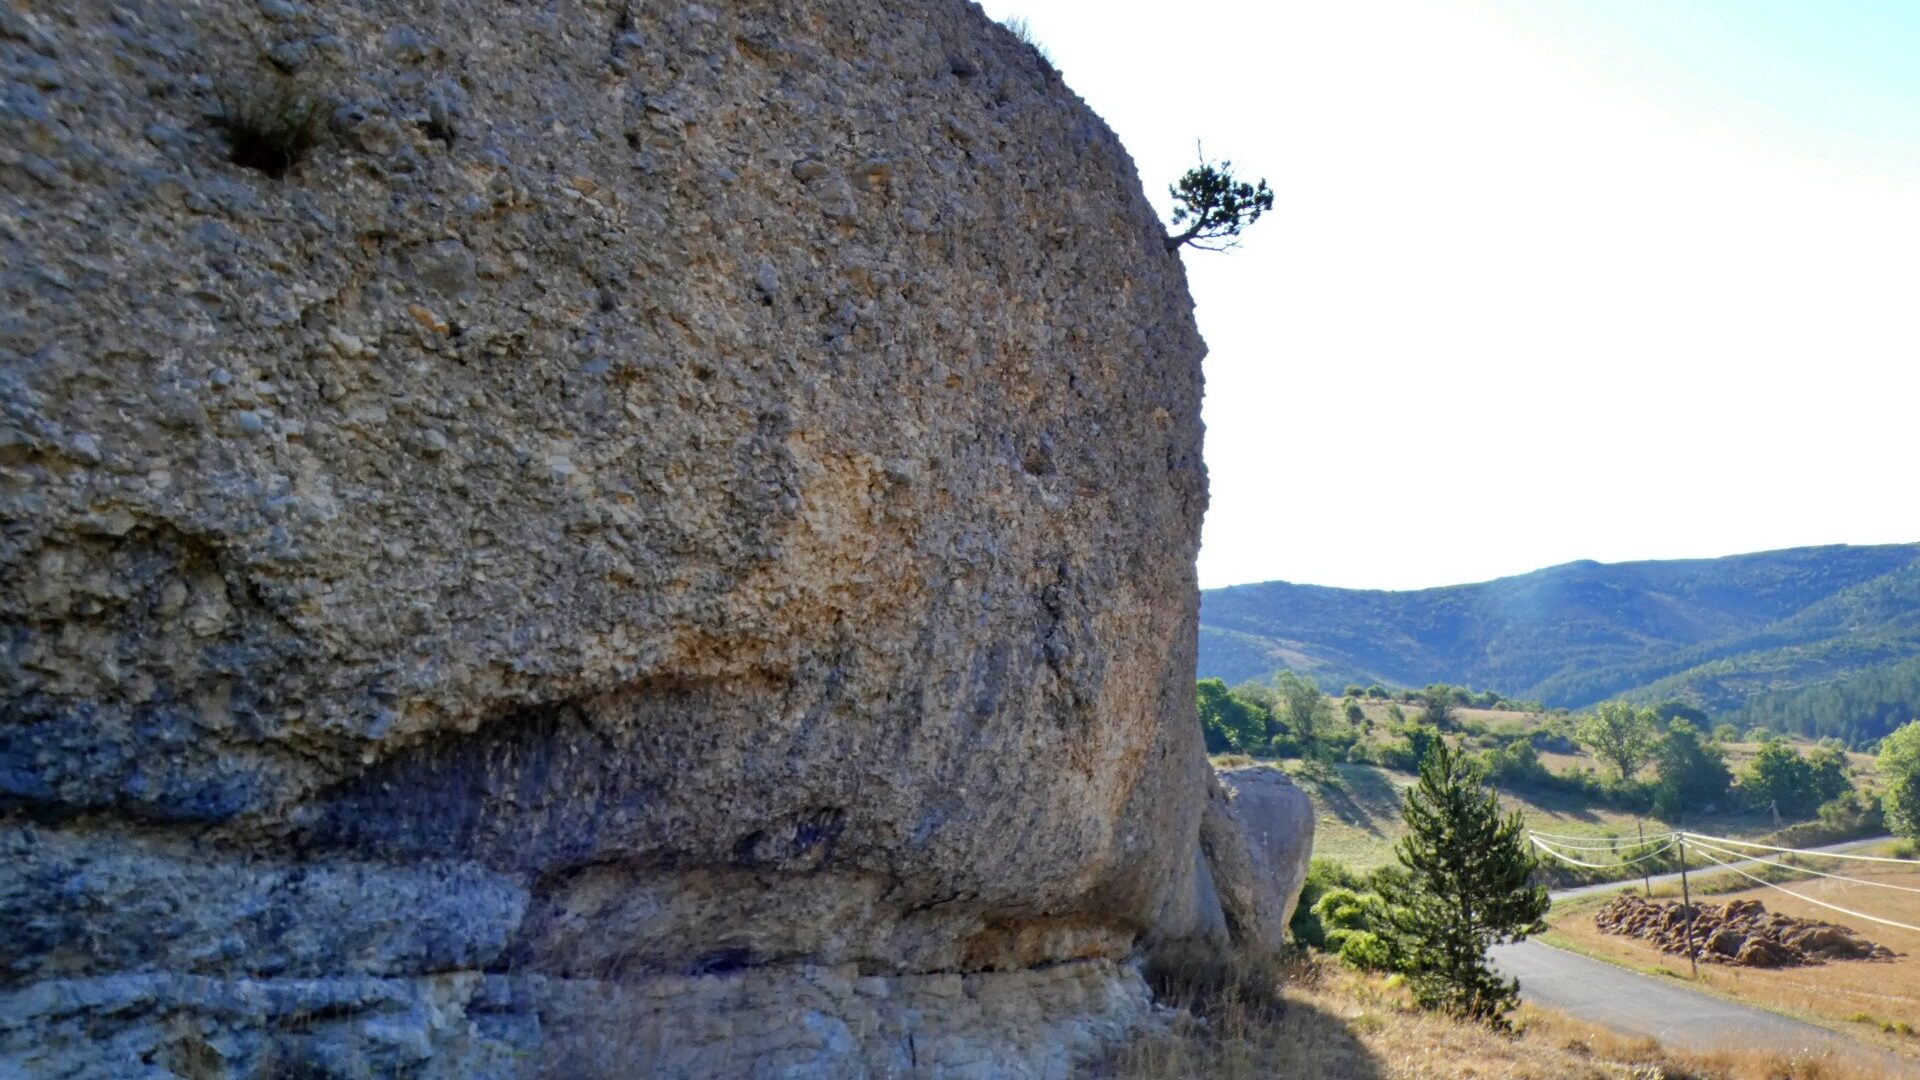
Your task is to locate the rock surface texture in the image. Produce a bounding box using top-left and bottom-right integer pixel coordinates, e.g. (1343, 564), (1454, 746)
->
(0, 1), (1215, 1076)
(1201, 766), (1317, 955)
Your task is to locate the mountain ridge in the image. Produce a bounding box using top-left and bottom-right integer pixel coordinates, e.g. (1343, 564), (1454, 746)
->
(1198, 543), (1920, 729)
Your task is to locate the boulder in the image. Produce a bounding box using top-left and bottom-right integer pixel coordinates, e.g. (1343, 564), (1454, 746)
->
(1199, 767), (1317, 954)
(0, 0), (1211, 1075)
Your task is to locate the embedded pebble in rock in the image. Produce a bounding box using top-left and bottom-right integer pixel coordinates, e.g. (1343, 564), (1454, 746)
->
(0, 0), (1218, 1076)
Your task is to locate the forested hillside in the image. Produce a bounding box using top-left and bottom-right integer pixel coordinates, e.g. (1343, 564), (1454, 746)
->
(1200, 543), (1920, 737)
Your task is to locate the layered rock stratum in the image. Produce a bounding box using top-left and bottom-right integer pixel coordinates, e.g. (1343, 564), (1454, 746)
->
(0, 0), (1227, 1075)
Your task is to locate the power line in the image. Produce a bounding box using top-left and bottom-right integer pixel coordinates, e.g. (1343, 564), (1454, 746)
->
(1687, 845), (1920, 936)
(1526, 832), (1676, 851)
(1680, 832), (1920, 868)
(1530, 828), (1676, 844)
(1682, 836), (1920, 896)
(1531, 836), (1676, 870)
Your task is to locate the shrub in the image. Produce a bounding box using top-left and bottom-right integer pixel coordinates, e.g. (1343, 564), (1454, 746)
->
(1140, 940), (1284, 1021)
(1477, 740), (1552, 788)
(213, 78), (331, 177)
(1311, 888), (1395, 971)
(1289, 858), (1361, 948)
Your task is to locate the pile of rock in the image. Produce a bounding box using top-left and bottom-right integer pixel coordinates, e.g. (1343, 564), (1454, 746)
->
(1595, 895), (1899, 968)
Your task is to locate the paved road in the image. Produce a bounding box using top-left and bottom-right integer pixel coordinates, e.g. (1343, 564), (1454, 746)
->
(1489, 939), (1916, 1071)
(1490, 834), (1916, 1073)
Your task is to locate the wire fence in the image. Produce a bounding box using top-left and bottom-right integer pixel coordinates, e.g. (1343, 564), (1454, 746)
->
(1527, 827), (1920, 941)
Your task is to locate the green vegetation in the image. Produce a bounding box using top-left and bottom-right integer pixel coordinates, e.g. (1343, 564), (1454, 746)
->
(1737, 740), (1852, 818)
(1378, 741), (1548, 1026)
(213, 77), (331, 177)
(1574, 701), (1658, 780)
(1877, 720), (1920, 838)
(1164, 156), (1273, 252)
(1275, 671), (1332, 760)
(1197, 678), (1268, 754)
(1198, 544), (1920, 743)
(1650, 718), (1730, 818)
(1726, 652), (1920, 744)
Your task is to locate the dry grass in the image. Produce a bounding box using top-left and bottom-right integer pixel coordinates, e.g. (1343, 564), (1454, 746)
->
(1546, 858), (1920, 1058)
(1101, 950), (1894, 1079)
(1271, 760), (1734, 873)
(1520, 1006), (1900, 1080)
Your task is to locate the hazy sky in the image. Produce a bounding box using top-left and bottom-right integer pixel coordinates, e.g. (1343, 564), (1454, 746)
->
(978, 0), (1920, 590)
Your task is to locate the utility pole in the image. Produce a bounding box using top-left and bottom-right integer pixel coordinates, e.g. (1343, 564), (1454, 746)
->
(1677, 834), (1699, 979)
(1637, 818), (1652, 898)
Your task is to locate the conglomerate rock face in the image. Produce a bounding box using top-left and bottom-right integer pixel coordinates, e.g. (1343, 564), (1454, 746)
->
(0, 0), (1211, 1075)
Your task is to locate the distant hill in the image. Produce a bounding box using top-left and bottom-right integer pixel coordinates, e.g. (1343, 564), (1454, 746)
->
(1198, 543), (1920, 738)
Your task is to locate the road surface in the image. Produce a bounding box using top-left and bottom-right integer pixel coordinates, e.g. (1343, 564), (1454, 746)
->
(1491, 834), (1917, 1073)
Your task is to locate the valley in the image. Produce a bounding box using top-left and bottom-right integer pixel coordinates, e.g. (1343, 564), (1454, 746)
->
(1200, 544), (1920, 743)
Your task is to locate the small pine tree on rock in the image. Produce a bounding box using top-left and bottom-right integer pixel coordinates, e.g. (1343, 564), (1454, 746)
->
(1380, 739), (1548, 1027)
(1164, 154), (1273, 252)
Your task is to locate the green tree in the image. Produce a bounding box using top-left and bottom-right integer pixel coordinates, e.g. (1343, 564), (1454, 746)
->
(1365, 684), (1388, 700)
(1652, 701), (1710, 726)
(1575, 701), (1658, 780)
(1419, 685), (1456, 731)
(1712, 722), (1740, 743)
(1877, 721), (1920, 839)
(1379, 740), (1548, 1026)
(1196, 678), (1265, 754)
(1651, 719), (1731, 818)
(1276, 670), (1332, 760)
(1739, 742), (1824, 818)
(1808, 743), (1854, 806)
(1165, 155), (1274, 252)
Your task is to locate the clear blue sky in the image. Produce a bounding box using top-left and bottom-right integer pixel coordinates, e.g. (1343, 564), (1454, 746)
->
(980, 0), (1920, 590)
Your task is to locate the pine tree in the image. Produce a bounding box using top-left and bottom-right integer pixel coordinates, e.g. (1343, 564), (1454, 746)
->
(1381, 739), (1549, 1027)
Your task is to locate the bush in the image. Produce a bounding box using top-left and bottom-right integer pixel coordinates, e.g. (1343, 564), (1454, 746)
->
(1289, 858), (1362, 949)
(1140, 940), (1284, 1020)
(1311, 888), (1395, 971)
(1738, 741), (1850, 819)
(213, 77), (331, 177)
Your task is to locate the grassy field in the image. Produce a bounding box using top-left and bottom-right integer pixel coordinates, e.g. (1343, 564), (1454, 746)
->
(1246, 757), (1822, 874)
(1235, 695), (1884, 875)
(1542, 843), (1920, 1058)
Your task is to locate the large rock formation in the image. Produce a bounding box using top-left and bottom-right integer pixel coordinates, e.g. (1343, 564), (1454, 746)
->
(1200, 767), (1316, 955)
(0, 0), (1215, 1075)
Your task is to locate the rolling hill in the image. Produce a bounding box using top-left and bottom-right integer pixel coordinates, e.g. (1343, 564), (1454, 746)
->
(1199, 543), (1920, 737)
